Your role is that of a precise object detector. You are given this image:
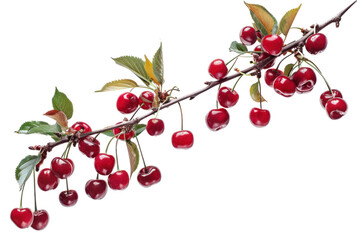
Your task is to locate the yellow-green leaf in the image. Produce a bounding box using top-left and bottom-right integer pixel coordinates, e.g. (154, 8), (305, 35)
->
(250, 82), (266, 102)
(144, 55), (160, 86)
(279, 4), (302, 37)
(95, 79), (139, 92)
(126, 140), (139, 177)
(245, 2), (278, 36)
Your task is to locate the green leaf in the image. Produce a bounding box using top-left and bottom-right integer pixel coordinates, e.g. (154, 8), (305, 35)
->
(279, 5), (301, 38)
(52, 87), (74, 120)
(112, 56), (152, 86)
(284, 63), (295, 76)
(133, 124), (147, 138)
(95, 79), (139, 92)
(16, 121), (50, 134)
(245, 2), (278, 36)
(250, 82), (266, 102)
(102, 129), (115, 137)
(15, 155), (41, 189)
(126, 140), (139, 177)
(152, 43), (164, 85)
(229, 41), (248, 54)
(16, 121), (62, 140)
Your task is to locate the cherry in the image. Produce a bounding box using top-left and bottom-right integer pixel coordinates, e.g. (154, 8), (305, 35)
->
(291, 67), (317, 93)
(240, 26), (257, 46)
(71, 121), (92, 133)
(78, 136), (100, 158)
(172, 130), (194, 149)
(264, 68), (283, 87)
(305, 33), (327, 55)
(10, 208), (33, 229)
(320, 89), (343, 108)
(31, 210), (49, 231)
(116, 92), (139, 114)
(273, 76), (296, 97)
(253, 45), (275, 69)
(94, 154), (115, 176)
(217, 86), (239, 108)
(208, 59), (228, 80)
(113, 122), (135, 141)
(256, 31), (263, 40)
(139, 91), (154, 110)
(50, 157), (74, 179)
(261, 34), (283, 56)
(146, 118), (165, 136)
(85, 179), (107, 200)
(205, 108), (230, 131)
(108, 170), (130, 190)
(37, 168), (59, 191)
(325, 97), (348, 120)
(137, 166), (161, 187)
(59, 190), (78, 207)
(249, 108), (271, 127)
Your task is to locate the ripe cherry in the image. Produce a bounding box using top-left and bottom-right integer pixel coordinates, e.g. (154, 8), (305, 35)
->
(172, 130), (194, 149)
(59, 190), (78, 207)
(116, 92), (139, 114)
(264, 68), (283, 87)
(273, 76), (296, 97)
(108, 170), (130, 190)
(240, 26), (257, 46)
(78, 136), (100, 158)
(249, 108), (271, 127)
(320, 89), (343, 108)
(37, 168), (59, 191)
(139, 91), (154, 110)
(205, 108), (230, 131)
(85, 179), (107, 200)
(253, 45), (275, 69)
(325, 97), (348, 120)
(31, 210), (49, 231)
(71, 121), (92, 133)
(217, 86), (239, 108)
(261, 34), (283, 56)
(146, 118), (165, 136)
(291, 67), (317, 93)
(305, 33), (327, 55)
(94, 154), (115, 176)
(208, 59), (228, 80)
(10, 208), (33, 229)
(113, 122), (135, 140)
(137, 166), (161, 187)
(50, 157), (74, 179)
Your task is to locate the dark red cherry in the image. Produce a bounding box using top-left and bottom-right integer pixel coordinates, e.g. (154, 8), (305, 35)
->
(71, 121), (92, 133)
(113, 121), (135, 141)
(261, 35), (283, 56)
(240, 26), (257, 46)
(37, 168), (59, 191)
(172, 130), (194, 149)
(85, 179), (107, 200)
(59, 190), (78, 207)
(217, 86), (239, 108)
(94, 154), (115, 176)
(137, 166), (161, 187)
(291, 67), (317, 93)
(108, 170), (130, 190)
(249, 108), (270, 127)
(78, 136), (100, 158)
(264, 68), (283, 87)
(139, 91), (154, 110)
(325, 97), (348, 120)
(208, 59), (228, 80)
(50, 157), (74, 179)
(273, 76), (296, 97)
(146, 118), (165, 136)
(319, 89), (343, 108)
(256, 31), (263, 40)
(205, 108), (230, 131)
(305, 33), (327, 55)
(31, 210), (49, 231)
(116, 92), (139, 114)
(10, 208), (33, 229)
(253, 45), (275, 69)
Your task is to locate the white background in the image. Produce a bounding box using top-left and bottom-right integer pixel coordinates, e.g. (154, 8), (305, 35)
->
(1, 0), (359, 239)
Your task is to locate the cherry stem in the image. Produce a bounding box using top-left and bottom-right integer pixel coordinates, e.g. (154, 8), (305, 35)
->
(32, 168), (38, 212)
(257, 77), (263, 109)
(65, 178), (69, 193)
(216, 84), (222, 109)
(134, 135), (147, 172)
(130, 105), (142, 121)
(303, 58), (333, 94)
(96, 173), (99, 180)
(177, 102), (184, 131)
(19, 182), (26, 209)
(93, 133), (100, 141)
(275, 51), (295, 72)
(227, 56), (239, 73)
(114, 133), (123, 171)
(231, 75), (244, 92)
(61, 142), (72, 158)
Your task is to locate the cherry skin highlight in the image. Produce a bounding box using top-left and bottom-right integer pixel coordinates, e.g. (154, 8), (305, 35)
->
(37, 168), (59, 191)
(305, 33), (327, 55)
(139, 91), (154, 110)
(71, 122), (92, 133)
(94, 153), (115, 176)
(273, 76), (296, 97)
(249, 108), (271, 127)
(320, 89), (343, 108)
(291, 67), (317, 93)
(78, 136), (100, 158)
(172, 130), (194, 149)
(146, 118), (165, 136)
(205, 108), (230, 131)
(261, 34), (283, 56)
(240, 26), (257, 46)
(208, 59), (228, 80)
(50, 157), (74, 179)
(264, 68), (283, 87)
(108, 170), (130, 190)
(325, 97), (348, 120)
(116, 92), (139, 114)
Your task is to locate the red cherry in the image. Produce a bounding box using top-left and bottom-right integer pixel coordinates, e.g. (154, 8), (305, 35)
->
(108, 170), (130, 190)
(208, 59), (228, 80)
(273, 76), (296, 97)
(78, 136), (100, 158)
(305, 33), (327, 55)
(256, 31), (263, 40)
(94, 154), (115, 176)
(71, 121), (92, 133)
(31, 210), (49, 231)
(217, 86), (239, 108)
(172, 130), (194, 149)
(261, 35), (283, 56)
(291, 67), (317, 93)
(139, 91), (154, 110)
(320, 89), (343, 108)
(249, 108), (271, 127)
(205, 108), (230, 131)
(116, 92), (139, 114)
(240, 26), (257, 46)
(37, 168), (59, 191)
(325, 97), (348, 120)
(59, 190), (78, 207)
(50, 157), (74, 179)
(10, 208), (33, 229)
(253, 45), (275, 69)
(113, 122), (135, 141)
(264, 68), (283, 87)
(137, 166), (161, 187)
(146, 118), (165, 136)
(85, 179), (107, 200)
